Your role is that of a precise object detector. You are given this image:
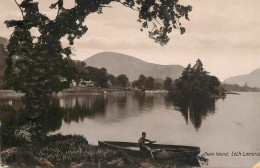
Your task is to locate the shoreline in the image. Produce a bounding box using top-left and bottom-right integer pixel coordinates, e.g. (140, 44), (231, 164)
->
(1, 89), (259, 99)
(225, 91), (240, 95)
(0, 90), (24, 98)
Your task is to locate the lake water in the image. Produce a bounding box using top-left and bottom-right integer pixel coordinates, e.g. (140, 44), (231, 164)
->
(0, 92), (259, 167)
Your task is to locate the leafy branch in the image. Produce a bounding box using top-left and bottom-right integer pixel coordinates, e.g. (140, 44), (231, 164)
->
(14, 0), (25, 19)
(4, 0), (192, 98)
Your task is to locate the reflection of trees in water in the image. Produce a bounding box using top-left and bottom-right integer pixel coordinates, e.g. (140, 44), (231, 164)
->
(55, 95), (106, 124)
(165, 95), (218, 130)
(133, 92), (154, 111)
(0, 93), (157, 136)
(106, 93), (127, 109)
(0, 98), (23, 111)
(45, 93), (147, 129)
(189, 98), (216, 130)
(45, 93), (135, 131)
(0, 95), (107, 139)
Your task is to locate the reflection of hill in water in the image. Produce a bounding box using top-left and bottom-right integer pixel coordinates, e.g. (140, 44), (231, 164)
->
(165, 96), (219, 130)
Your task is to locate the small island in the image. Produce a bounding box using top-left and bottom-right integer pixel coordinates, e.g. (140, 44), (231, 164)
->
(164, 59), (226, 98)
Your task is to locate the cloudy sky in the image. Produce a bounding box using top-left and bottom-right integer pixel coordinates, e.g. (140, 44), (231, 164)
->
(0, 0), (259, 81)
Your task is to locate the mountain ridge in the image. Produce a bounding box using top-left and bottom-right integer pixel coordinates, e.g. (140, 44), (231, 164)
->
(84, 52), (184, 81)
(0, 37), (9, 48)
(223, 68), (260, 88)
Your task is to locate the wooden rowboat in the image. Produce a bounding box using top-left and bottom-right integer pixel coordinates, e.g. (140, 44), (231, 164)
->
(98, 141), (200, 161)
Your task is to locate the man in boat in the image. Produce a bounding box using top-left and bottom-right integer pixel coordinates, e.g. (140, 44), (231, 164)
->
(138, 132), (156, 152)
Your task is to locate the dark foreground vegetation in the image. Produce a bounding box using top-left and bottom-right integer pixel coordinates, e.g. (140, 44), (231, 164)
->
(0, 0), (209, 167)
(1, 133), (207, 168)
(2, 134), (125, 167)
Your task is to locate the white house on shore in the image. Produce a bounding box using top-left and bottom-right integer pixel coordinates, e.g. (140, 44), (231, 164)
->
(78, 79), (96, 87)
(70, 79), (96, 88)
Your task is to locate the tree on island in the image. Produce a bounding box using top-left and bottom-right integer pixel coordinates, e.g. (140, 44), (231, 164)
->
(166, 59), (225, 98)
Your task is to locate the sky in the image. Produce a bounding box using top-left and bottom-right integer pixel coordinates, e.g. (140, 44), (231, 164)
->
(0, 0), (260, 81)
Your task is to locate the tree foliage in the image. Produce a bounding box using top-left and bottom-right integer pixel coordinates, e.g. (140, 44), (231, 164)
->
(145, 76), (155, 90)
(116, 74), (129, 87)
(108, 74), (117, 86)
(67, 60), (130, 88)
(0, 44), (8, 89)
(4, 0), (192, 98)
(133, 74), (146, 89)
(163, 77), (173, 90)
(167, 59), (225, 97)
(132, 74), (155, 90)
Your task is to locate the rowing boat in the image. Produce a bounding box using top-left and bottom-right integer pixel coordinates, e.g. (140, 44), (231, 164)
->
(98, 141), (200, 161)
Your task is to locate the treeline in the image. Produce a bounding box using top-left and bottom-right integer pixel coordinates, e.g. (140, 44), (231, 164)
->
(132, 75), (163, 90)
(68, 62), (166, 90)
(223, 83), (260, 92)
(0, 44), (8, 89)
(67, 60), (129, 88)
(163, 59), (225, 98)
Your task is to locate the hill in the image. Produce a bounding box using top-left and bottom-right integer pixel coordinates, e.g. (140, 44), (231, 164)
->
(223, 68), (260, 88)
(0, 37), (9, 48)
(85, 52), (184, 81)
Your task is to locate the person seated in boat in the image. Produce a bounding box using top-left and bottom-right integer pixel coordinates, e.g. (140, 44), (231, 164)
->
(138, 132), (156, 151)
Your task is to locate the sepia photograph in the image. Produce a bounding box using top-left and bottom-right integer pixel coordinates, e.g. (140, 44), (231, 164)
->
(0, 0), (259, 167)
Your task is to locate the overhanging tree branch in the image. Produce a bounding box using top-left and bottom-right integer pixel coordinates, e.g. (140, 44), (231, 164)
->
(5, 0), (192, 97)
(14, 0), (24, 19)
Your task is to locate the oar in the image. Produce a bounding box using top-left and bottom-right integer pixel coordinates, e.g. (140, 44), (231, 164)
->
(147, 142), (156, 160)
(148, 147), (155, 160)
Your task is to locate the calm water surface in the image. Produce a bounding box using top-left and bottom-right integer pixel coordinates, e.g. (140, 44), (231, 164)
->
(0, 92), (259, 167)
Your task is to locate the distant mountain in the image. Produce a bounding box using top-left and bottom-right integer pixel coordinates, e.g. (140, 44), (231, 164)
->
(223, 68), (260, 88)
(85, 52), (184, 81)
(0, 37), (8, 48)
